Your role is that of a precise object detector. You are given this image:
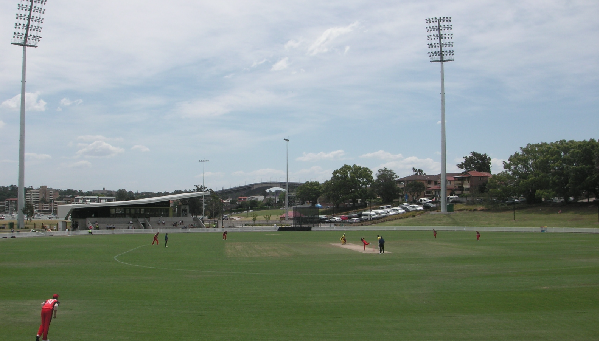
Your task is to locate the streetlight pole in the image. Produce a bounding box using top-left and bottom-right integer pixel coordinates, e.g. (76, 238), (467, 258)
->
(284, 138), (289, 221)
(11, 0), (48, 229)
(199, 159), (209, 218)
(426, 16), (454, 213)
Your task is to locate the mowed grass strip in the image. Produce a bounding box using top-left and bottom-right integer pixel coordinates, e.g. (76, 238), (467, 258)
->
(1, 231), (598, 341)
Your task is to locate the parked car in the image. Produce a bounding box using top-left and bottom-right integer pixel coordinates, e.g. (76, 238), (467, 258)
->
(391, 207), (406, 214)
(408, 204), (424, 211)
(348, 218), (361, 223)
(329, 217), (342, 222)
(422, 202), (436, 209)
(417, 198), (432, 204)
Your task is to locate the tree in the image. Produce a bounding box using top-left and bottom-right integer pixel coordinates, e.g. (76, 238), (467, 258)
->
(322, 164), (373, 207)
(412, 167), (426, 175)
(405, 181), (425, 202)
(457, 151), (492, 173)
(497, 140), (599, 203)
(22, 202), (35, 221)
(373, 168), (398, 204)
(116, 189), (129, 201)
(295, 181), (322, 206)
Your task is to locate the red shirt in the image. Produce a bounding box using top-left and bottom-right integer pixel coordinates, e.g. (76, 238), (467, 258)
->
(42, 299), (59, 311)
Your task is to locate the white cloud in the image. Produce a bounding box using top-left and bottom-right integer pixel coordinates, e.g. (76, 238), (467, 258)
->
(194, 171), (225, 179)
(76, 141), (124, 158)
(77, 135), (123, 143)
(307, 21), (359, 56)
(271, 57), (290, 71)
(26, 153), (51, 160)
(131, 145), (150, 152)
(0, 121), (5, 129)
(175, 90), (283, 118)
(296, 150), (345, 162)
(491, 158), (506, 174)
(251, 59), (268, 67)
(1, 92), (47, 111)
(67, 161), (92, 168)
(60, 98), (83, 106)
(285, 39), (301, 49)
(344, 46), (350, 55)
(360, 150), (403, 160)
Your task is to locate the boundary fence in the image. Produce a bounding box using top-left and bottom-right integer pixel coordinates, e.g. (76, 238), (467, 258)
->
(1, 225), (597, 239)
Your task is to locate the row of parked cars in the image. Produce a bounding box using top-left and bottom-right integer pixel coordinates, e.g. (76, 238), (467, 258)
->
(320, 203), (432, 223)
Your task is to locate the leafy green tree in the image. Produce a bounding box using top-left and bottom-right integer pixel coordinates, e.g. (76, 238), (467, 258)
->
(373, 167), (398, 204)
(116, 189), (129, 201)
(252, 212), (258, 225)
(457, 152), (492, 173)
(295, 181), (322, 206)
(405, 181), (425, 202)
(499, 139), (599, 203)
(22, 202), (35, 221)
(323, 164), (373, 207)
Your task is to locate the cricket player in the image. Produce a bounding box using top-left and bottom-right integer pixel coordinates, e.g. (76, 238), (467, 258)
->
(164, 233), (169, 247)
(36, 294), (59, 341)
(152, 232), (159, 245)
(361, 237), (369, 250)
(476, 231), (480, 241)
(340, 233), (346, 245)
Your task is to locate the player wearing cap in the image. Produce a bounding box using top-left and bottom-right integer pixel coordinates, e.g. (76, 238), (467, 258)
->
(36, 294), (59, 341)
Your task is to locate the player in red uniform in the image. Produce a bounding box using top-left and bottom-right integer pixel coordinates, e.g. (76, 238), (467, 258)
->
(36, 294), (59, 341)
(476, 231), (480, 241)
(152, 232), (159, 245)
(433, 229), (437, 239)
(223, 231), (228, 240)
(361, 237), (369, 251)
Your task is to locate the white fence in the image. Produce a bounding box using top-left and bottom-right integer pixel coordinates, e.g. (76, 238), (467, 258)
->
(2, 225), (597, 239)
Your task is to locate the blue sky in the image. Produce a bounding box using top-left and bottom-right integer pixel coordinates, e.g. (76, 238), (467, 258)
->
(1, 0), (597, 193)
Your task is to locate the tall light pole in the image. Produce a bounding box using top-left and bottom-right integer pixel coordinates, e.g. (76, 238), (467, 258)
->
(284, 138), (289, 220)
(199, 159), (209, 218)
(12, 0), (48, 229)
(426, 16), (454, 213)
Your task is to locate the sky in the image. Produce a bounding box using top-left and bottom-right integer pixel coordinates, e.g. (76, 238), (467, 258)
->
(0, 0), (598, 193)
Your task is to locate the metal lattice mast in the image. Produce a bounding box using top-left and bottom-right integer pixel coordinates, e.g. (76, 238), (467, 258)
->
(426, 16), (454, 213)
(12, 0), (48, 229)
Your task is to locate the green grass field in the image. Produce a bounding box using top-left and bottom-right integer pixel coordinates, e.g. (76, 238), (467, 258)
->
(1, 231), (598, 340)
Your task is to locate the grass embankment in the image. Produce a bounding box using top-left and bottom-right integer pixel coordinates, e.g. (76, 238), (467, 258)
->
(377, 203), (599, 228)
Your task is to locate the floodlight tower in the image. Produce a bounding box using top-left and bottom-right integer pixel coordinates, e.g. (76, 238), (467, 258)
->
(11, 0), (48, 229)
(426, 16), (454, 213)
(284, 138), (289, 220)
(199, 159), (209, 218)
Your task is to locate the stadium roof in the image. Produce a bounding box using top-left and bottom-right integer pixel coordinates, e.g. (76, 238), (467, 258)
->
(57, 192), (209, 220)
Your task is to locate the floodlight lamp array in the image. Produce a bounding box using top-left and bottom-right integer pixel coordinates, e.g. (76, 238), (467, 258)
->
(426, 16), (454, 62)
(11, 0), (48, 47)
(425, 17), (452, 24)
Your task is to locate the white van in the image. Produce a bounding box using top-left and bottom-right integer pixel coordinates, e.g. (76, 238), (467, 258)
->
(417, 198), (432, 204)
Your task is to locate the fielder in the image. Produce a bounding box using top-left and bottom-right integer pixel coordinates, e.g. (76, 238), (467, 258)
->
(36, 294), (59, 341)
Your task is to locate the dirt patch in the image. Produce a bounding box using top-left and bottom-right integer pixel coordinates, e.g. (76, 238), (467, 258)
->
(330, 242), (389, 254)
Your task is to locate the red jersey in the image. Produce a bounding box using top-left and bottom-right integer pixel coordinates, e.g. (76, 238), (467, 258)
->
(42, 299), (59, 311)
